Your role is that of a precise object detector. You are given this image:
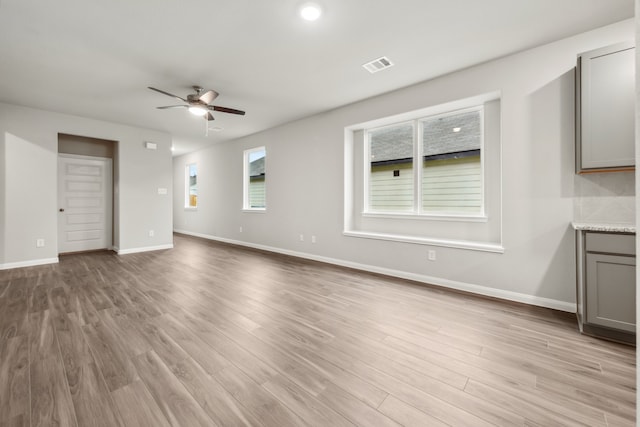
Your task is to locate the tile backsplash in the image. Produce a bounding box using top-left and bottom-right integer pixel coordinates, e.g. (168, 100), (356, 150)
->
(574, 171), (635, 224)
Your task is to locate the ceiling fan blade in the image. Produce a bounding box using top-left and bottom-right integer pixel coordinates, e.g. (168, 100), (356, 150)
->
(157, 105), (188, 109)
(211, 105), (246, 115)
(199, 90), (219, 105)
(148, 87), (187, 102)
(206, 112), (215, 121)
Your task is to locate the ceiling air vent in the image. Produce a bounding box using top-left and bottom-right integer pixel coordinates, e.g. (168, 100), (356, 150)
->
(363, 56), (394, 74)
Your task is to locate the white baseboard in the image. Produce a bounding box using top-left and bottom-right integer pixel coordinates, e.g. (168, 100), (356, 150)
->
(0, 257), (59, 270)
(117, 244), (174, 255)
(174, 229), (576, 313)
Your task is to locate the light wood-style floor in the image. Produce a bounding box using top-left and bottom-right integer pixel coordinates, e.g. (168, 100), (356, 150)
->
(0, 233), (635, 426)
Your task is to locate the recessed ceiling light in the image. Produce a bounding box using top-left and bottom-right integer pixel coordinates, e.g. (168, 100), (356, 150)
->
(299, 2), (322, 21)
(453, 127), (461, 133)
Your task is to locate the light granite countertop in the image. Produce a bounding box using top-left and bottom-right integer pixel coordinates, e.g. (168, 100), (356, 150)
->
(572, 222), (636, 233)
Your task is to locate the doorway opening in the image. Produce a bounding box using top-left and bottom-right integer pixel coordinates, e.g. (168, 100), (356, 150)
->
(57, 134), (117, 254)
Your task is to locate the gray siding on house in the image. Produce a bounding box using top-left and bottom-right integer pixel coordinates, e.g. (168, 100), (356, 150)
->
(248, 155), (266, 208)
(369, 155), (481, 213)
(249, 177), (265, 208)
(369, 163), (414, 211)
(422, 156), (481, 212)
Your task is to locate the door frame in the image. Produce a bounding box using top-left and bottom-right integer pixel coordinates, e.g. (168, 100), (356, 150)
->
(57, 153), (114, 254)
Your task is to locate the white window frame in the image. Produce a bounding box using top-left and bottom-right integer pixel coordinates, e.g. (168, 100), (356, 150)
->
(343, 92), (503, 253)
(364, 105), (485, 219)
(185, 163), (197, 210)
(243, 146), (266, 211)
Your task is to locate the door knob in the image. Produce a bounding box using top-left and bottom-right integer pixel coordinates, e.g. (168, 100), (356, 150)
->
(59, 208), (65, 212)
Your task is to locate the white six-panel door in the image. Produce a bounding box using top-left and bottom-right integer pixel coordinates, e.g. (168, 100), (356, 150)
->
(58, 155), (112, 254)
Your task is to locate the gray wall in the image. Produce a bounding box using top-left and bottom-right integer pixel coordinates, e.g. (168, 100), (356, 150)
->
(0, 103), (173, 268)
(634, 0), (639, 412)
(173, 20), (634, 311)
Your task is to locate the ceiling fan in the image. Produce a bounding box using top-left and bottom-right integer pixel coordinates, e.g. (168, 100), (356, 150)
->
(148, 85), (246, 121)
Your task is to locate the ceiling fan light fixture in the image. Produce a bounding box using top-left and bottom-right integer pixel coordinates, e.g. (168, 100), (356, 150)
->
(299, 2), (322, 21)
(188, 105), (207, 116)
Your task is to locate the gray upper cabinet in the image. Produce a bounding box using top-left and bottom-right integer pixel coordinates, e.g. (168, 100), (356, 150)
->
(576, 41), (635, 172)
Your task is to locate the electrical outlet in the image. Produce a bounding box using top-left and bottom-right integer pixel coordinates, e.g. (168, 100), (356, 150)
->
(299, 234), (304, 242)
(239, 226), (243, 233)
(36, 239), (45, 248)
(311, 235), (316, 244)
(148, 230), (154, 237)
(428, 250), (436, 261)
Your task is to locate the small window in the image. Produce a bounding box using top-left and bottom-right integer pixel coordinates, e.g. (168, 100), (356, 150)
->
(185, 163), (197, 208)
(244, 147), (266, 210)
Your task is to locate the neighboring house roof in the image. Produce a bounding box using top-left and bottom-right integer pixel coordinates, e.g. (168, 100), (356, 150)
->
(250, 156), (265, 177)
(370, 124), (414, 163)
(370, 109), (481, 164)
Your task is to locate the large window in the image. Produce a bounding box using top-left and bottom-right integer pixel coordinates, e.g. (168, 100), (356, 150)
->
(244, 147), (266, 210)
(185, 163), (197, 208)
(344, 94), (501, 251)
(367, 106), (483, 216)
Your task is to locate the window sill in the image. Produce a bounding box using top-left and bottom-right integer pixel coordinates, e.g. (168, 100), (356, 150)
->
(362, 212), (487, 223)
(242, 208), (266, 213)
(343, 230), (504, 253)
(184, 207), (198, 211)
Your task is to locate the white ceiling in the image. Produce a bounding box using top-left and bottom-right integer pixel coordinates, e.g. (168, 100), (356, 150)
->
(0, 0), (633, 156)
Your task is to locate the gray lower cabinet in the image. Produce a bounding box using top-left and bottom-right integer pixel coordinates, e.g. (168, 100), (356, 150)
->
(576, 230), (636, 343)
(585, 252), (635, 332)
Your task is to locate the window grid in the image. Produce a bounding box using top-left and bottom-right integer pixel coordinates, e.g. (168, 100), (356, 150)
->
(366, 106), (484, 217)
